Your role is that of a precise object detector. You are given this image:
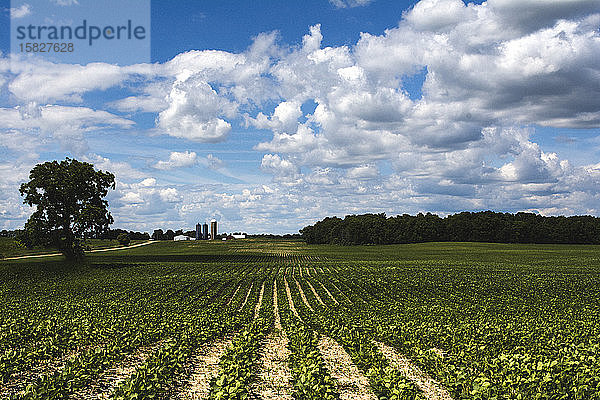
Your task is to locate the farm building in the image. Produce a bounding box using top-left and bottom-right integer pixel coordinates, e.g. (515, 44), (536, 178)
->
(174, 235), (194, 241)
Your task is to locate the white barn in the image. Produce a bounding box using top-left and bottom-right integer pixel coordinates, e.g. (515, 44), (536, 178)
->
(174, 235), (194, 241)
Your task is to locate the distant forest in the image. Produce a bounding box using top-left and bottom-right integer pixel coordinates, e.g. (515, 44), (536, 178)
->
(300, 211), (600, 245)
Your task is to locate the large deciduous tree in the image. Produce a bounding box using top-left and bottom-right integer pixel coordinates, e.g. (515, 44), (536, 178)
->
(19, 158), (115, 259)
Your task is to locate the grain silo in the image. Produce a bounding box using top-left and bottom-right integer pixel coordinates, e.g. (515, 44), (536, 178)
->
(202, 223), (209, 240)
(210, 219), (217, 240)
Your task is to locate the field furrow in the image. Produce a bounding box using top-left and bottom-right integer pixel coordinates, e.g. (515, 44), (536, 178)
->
(273, 280), (282, 331)
(305, 279), (325, 306)
(314, 279), (340, 305)
(376, 341), (453, 400)
(294, 278), (314, 312)
(254, 281), (265, 319)
(238, 282), (254, 311)
(249, 332), (293, 400)
(69, 341), (165, 400)
(171, 337), (233, 400)
(283, 277), (302, 321)
(318, 335), (377, 400)
(227, 283), (241, 306)
(0, 346), (85, 398)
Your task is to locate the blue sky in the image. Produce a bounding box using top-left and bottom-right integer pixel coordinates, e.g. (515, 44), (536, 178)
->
(0, 0), (599, 234)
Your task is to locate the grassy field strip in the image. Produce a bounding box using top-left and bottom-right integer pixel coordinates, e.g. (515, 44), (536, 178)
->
(273, 280), (282, 331)
(171, 336), (233, 400)
(2, 241), (155, 260)
(238, 282), (254, 311)
(294, 278), (314, 312)
(375, 341), (453, 400)
(68, 340), (165, 400)
(317, 335), (377, 400)
(249, 332), (293, 400)
(276, 277), (340, 400)
(304, 280), (325, 306)
(283, 277), (302, 321)
(254, 281), (265, 319)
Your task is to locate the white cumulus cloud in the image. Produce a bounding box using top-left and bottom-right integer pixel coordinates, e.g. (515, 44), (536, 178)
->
(154, 151), (198, 170)
(10, 4), (31, 18)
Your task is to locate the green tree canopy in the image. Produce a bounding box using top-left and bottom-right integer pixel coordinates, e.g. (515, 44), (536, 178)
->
(19, 158), (115, 259)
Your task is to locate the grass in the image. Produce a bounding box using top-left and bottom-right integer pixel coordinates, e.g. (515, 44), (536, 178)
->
(0, 237), (147, 258)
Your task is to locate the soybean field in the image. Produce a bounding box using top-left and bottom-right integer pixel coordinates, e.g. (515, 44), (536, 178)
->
(1, 240), (599, 399)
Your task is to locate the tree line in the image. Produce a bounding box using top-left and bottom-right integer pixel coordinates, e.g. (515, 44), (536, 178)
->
(151, 229), (195, 240)
(300, 211), (600, 245)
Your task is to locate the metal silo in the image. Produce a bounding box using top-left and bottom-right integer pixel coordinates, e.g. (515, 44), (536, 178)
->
(202, 223), (209, 240)
(211, 219), (217, 240)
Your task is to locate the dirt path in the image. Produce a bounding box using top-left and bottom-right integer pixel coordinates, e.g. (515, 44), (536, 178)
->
(315, 280), (340, 305)
(294, 279), (314, 312)
(249, 332), (293, 400)
(238, 282), (254, 311)
(328, 280), (353, 304)
(318, 336), (377, 400)
(69, 341), (164, 399)
(227, 283), (242, 306)
(283, 277), (302, 321)
(254, 281), (265, 319)
(305, 280), (325, 306)
(0, 345), (89, 398)
(172, 337), (233, 400)
(376, 342), (453, 400)
(3, 240), (155, 260)
(273, 280), (282, 331)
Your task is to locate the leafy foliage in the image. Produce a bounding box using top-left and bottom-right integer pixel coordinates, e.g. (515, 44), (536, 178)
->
(117, 233), (130, 246)
(301, 211), (600, 245)
(19, 158), (115, 259)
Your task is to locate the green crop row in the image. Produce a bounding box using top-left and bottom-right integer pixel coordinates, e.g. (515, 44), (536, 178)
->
(5, 274), (238, 399)
(289, 277), (424, 400)
(275, 277), (340, 400)
(310, 262), (600, 399)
